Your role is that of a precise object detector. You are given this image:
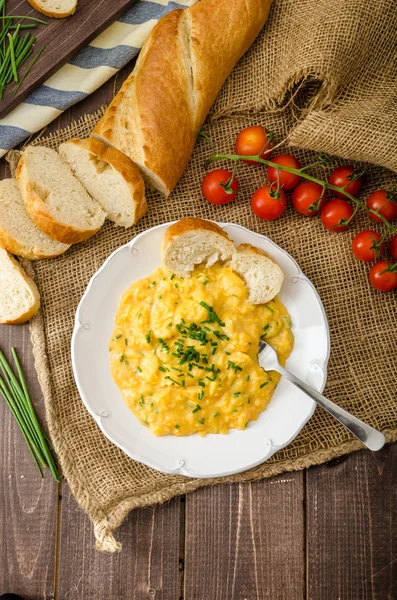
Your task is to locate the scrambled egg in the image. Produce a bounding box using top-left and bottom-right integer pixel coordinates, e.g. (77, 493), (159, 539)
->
(109, 263), (294, 436)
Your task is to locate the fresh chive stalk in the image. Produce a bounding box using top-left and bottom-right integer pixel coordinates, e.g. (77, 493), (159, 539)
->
(0, 348), (60, 482)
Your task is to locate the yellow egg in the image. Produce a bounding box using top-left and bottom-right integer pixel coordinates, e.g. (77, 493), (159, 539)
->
(110, 264), (294, 436)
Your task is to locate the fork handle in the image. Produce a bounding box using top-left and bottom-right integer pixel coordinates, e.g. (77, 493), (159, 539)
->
(277, 365), (385, 452)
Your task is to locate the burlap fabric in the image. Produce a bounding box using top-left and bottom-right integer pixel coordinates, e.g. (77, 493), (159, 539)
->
(12, 0), (397, 550)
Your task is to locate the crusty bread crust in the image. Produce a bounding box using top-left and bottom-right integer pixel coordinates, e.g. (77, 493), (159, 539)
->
(0, 251), (40, 324)
(161, 217), (231, 255)
(26, 0), (77, 18)
(233, 243), (277, 263)
(62, 138), (147, 224)
(0, 228), (68, 260)
(16, 155), (103, 245)
(93, 0), (272, 196)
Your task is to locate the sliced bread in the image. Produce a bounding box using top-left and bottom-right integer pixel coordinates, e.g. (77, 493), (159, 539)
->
(27, 0), (77, 18)
(16, 146), (106, 245)
(0, 179), (70, 259)
(162, 218), (235, 277)
(0, 249), (40, 324)
(230, 244), (284, 304)
(58, 138), (147, 228)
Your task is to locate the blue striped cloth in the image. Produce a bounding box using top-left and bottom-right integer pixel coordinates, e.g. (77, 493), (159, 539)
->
(0, 0), (196, 158)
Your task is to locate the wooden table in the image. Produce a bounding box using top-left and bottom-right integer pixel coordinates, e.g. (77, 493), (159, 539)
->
(0, 64), (396, 600)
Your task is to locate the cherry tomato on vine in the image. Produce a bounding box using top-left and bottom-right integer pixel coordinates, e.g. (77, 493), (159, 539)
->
(291, 182), (325, 216)
(201, 169), (238, 205)
(369, 260), (397, 292)
(235, 126), (273, 164)
(320, 199), (354, 232)
(390, 235), (397, 260)
(267, 154), (302, 191)
(366, 190), (397, 223)
(251, 185), (287, 221)
(351, 230), (384, 262)
(328, 165), (363, 198)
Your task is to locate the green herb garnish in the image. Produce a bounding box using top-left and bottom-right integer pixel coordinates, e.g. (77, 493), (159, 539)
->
(0, 348), (60, 481)
(199, 301), (225, 326)
(192, 404), (201, 413)
(260, 381), (269, 389)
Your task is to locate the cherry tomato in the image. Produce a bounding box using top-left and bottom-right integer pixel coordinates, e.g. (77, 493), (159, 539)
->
(235, 126), (273, 164)
(390, 235), (397, 260)
(369, 260), (397, 292)
(267, 154), (302, 191)
(328, 165), (363, 198)
(291, 182), (325, 216)
(320, 199), (354, 232)
(351, 230), (383, 262)
(201, 169), (238, 205)
(251, 185), (287, 221)
(366, 190), (397, 223)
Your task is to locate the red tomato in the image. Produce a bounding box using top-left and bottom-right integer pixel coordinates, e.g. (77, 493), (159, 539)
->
(351, 230), (384, 262)
(328, 165), (363, 198)
(235, 126), (273, 164)
(201, 169), (238, 205)
(267, 154), (302, 191)
(390, 235), (397, 260)
(366, 190), (397, 223)
(251, 185), (287, 221)
(291, 182), (325, 216)
(320, 199), (354, 232)
(369, 260), (397, 292)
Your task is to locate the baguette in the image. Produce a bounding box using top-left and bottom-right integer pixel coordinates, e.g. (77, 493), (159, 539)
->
(93, 0), (272, 196)
(27, 0), (77, 18)
(16, 146), (106, 245)
(230, 243), (284, 304)
(0, 179), (70, 259)
(162, 218), (235, 277)
(58, 138), (147, 228)
(0, 248), (40, 324)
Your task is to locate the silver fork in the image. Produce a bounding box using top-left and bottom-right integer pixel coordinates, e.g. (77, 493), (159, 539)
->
(258, 342), (385, 452)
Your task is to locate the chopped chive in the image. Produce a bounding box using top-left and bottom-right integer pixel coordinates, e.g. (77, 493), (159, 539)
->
(125, 338), (128, 345)
(115, 334), (122, 339)
(198, 390), (204, 400)
(119, 354), (124, 362)
(137, 366), (142, 373)
(198, 418), (205, 425)
(165, 376), (181, 386)
(175, 424), (180, 429)
(159, 366), (167, 372)
(263, 324), (270, 332)
(192, 404), (201, 413)
(234, 392), (241, 396)
(181, 380), (185, 387)
(170, 274), (175, 280)
(139, 395), (145, 407)
(213, 412), (220, 417)
(246, 375), (250, 381)
(225, 351), (231, 355)
(248, 398), (251, 404)
(146, 331), (152, 343)
(245, 422), (249, 428)
(260, 381), (269, 389)
(265, 305), (274, 313)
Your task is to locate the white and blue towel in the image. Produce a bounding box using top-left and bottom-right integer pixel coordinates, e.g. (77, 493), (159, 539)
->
(0, 0), (196, 158)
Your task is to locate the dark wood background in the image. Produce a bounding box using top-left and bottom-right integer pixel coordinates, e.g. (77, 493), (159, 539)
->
(0, 0), (138, 118)
(0, 62), (396, 600)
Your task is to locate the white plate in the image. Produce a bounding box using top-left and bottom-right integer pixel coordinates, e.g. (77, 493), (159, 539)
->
(72, 222), (330, 478)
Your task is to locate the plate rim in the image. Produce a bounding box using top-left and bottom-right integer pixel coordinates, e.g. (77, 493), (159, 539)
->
(71, 221), (331, 478)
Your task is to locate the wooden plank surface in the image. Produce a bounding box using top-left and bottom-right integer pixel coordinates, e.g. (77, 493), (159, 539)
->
(57, 491), (181, 600)
(307, 446), (397, 600)
(184, 475), (305, 600)
(0, 0), (139, 118)
(0, 325), (58, 599)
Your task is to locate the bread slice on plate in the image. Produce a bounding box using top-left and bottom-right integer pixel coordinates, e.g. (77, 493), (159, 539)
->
(16, 146), (106, 245)
(0, 179), (70, 259)
(162, 218), (235, 277)
(58, 138), (147, 228)
(0, 248), (40, 324)
(27, 0), (77, 18)
(230, 243), (284, 304)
